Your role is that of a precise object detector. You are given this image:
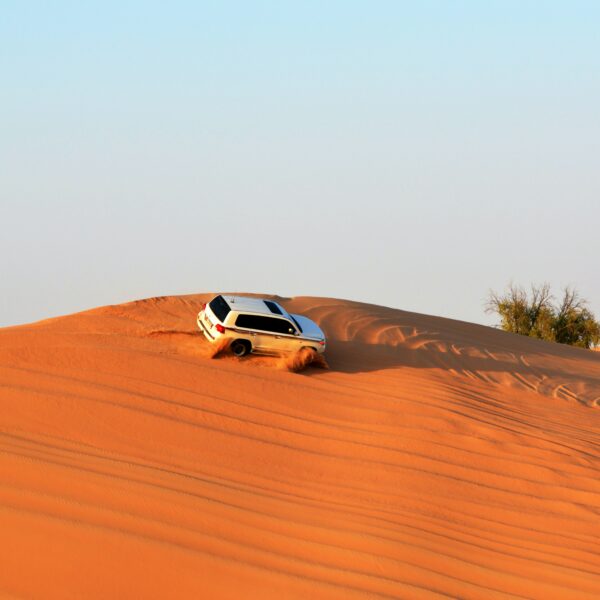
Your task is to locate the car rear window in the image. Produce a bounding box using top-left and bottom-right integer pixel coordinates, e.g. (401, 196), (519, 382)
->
(235, 314), (296, 334)
(209, 295), (231, 323)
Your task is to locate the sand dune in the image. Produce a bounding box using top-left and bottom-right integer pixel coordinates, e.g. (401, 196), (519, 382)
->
(1, 293), (599, 599)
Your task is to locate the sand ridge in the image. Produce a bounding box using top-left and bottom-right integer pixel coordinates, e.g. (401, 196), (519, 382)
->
(1, 293), (599, 598)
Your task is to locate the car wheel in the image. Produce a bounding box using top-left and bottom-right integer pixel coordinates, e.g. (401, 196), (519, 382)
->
(231, 340), (250, 357)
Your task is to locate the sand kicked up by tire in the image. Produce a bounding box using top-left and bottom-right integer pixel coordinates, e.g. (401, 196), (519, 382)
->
(279, 347), (329, 372)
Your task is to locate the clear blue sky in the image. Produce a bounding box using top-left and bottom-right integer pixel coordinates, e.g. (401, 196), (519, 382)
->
(2, 1), (599, 327)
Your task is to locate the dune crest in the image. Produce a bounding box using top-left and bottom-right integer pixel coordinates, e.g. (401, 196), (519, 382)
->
(1, 293), (599, 598)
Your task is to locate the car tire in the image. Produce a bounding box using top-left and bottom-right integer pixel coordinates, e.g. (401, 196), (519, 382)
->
(231, 340), (251, 357)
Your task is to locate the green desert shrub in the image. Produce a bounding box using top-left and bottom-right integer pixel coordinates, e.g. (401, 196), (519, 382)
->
(486, 284), (600, 349)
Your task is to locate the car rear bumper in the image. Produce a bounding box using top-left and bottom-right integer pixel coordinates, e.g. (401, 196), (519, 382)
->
(197, 313), (215, 340)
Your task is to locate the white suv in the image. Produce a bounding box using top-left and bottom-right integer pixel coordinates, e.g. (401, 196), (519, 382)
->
(197, 295), (327, 357)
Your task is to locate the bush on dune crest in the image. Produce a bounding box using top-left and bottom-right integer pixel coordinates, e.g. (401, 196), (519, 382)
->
(486, 283), (600, 349)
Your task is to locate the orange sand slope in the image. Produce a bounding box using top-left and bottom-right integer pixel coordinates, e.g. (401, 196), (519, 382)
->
(1, 294), (599, 599)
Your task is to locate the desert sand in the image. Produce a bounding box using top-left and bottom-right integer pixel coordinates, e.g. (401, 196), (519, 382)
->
(1, 293), (599, 599)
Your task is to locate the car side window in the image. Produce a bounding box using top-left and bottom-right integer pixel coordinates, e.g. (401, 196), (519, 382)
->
(235, 314), (296, 335)
(235, 314), (264, 330)
(269, 318), (296, 335)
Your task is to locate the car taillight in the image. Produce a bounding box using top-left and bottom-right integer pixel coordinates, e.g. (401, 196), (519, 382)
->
(202, 303), (206, 311)
(319, 340), (326, 346)
(216, 324), (225, 334)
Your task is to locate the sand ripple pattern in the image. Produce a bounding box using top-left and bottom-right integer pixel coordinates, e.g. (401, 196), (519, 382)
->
(0, 293), (599, 599)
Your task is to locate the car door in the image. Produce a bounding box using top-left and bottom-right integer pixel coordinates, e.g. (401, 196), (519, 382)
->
(251, 316), (298, 354)
(268, 318), (300, 353)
